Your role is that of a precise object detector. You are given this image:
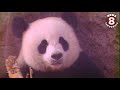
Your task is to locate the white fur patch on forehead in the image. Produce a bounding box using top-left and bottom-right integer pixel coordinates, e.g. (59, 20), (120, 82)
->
(23, 17), (76, 43)
(31, 17), (73, 34)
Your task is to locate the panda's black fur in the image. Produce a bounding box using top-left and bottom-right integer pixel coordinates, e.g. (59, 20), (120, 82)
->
(12, 12), (104, 78)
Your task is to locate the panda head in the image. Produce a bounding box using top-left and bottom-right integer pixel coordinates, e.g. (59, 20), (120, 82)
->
(12, 13), (82, 72)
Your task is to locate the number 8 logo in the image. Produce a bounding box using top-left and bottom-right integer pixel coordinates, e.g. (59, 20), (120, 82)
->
(105, 14), (118, 28)
(108, 17), (115, 25)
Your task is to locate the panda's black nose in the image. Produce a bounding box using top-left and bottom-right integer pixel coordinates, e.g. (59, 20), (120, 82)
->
(51, 53), (63, 60)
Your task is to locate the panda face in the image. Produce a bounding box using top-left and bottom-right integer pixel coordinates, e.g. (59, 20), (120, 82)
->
(21, 17), (81, 71)
(38, 36), (69, 67)
(37, 36), (70, 71)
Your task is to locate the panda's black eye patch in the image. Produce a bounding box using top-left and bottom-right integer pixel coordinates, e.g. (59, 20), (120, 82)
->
(38, 39), (48, 54)
(59, 37), (69, 51)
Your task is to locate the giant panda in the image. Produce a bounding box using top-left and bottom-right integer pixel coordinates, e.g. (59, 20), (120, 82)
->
(12, 12), (104, 78)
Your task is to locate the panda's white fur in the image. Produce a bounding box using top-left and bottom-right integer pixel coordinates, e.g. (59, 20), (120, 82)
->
(16, 17), (82, 72)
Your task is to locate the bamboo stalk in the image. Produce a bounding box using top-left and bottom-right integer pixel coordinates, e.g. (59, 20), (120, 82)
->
(5, 56), (34, 78)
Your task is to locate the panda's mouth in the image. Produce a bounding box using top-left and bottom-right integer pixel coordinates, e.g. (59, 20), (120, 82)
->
(51, 62), (62, 65)
(51, 60), (63, 65)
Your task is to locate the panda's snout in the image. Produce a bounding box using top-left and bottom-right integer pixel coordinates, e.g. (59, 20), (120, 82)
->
(51, 53), (63, 60)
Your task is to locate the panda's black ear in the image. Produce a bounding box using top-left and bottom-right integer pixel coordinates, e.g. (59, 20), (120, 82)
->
(61, 12), (78, 29)
(12, 16), (29, 38)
